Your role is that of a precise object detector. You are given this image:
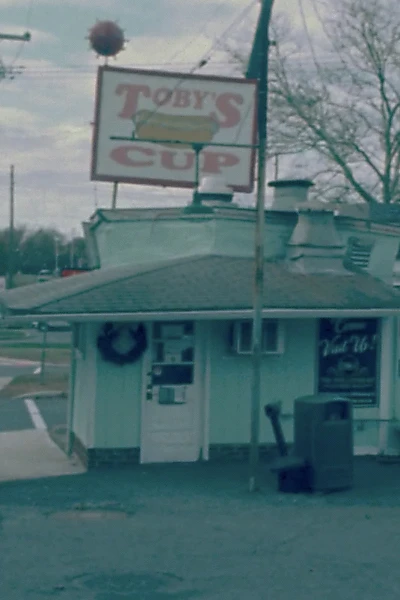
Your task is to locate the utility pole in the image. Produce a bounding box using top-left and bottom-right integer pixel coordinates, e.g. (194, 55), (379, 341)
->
(54, 237), (60, 274)
(0, 32), (31, 42)
(2, 36), (30, 289)
(246, 0), (275, 492)
(6, 165), (15, 290)
(0, 31), (31, 81)
(70, 235), (75, 269)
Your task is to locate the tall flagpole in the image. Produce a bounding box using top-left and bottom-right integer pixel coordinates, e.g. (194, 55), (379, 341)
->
(246, 0), (275, 492)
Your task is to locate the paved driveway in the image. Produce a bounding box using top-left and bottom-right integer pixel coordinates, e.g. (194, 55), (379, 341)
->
(0, 458), (400, 599)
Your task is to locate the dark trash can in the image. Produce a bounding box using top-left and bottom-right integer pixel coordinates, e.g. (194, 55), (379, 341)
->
(294, 394), (353, 492)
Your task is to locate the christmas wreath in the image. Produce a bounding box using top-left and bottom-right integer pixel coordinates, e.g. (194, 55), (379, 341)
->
(97, 322), (148, 366)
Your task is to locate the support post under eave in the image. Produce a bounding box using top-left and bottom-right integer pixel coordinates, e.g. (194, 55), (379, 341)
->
(112, 182), (118, 209)
(67, 324), (78, 456)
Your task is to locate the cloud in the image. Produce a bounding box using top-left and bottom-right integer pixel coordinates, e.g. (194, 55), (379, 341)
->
(24, 28), (58, 44)
(0, 106), (41, 128)
(0, 0), (263, 235)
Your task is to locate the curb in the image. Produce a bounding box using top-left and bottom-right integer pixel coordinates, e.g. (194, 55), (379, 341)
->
(49, 424), (68, 453)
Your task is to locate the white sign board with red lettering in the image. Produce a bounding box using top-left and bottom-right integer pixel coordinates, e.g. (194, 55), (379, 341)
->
(91, 66), (258, 192)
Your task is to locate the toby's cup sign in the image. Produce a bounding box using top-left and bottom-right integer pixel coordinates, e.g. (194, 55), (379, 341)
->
(317, 318), (379, 405)
(91, 66), (258, 191)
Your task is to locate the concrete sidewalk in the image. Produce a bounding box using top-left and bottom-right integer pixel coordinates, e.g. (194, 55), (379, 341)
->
(0, 361), (78, 482)
(0, 429), (85, 482)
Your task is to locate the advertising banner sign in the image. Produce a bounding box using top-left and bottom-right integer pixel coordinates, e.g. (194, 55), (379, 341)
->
(91, 66), (258, 192)
(317, 318), (379, 406)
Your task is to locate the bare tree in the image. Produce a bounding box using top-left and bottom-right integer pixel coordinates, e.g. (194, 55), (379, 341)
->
(227, 0), (400, 204)
(272, 0), (400, 203)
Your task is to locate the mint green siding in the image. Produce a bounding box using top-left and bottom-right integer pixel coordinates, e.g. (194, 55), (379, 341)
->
(394, 317), (400, 423)
(208, 319), (317, 445)
(207, 318), (387, 453)
(93, 323), (143, 448)
(73, 323), (97, 447)
(96, 219), (216, 267)
(93, 212), (293, 268)
(73, 317), (391, 455)
(93, 208), (400, 284)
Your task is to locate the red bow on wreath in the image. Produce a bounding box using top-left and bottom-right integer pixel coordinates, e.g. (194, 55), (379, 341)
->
(97, 322), (148, 366)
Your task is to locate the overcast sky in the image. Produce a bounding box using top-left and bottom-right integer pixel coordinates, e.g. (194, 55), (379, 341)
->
(0, 0), (321, 237)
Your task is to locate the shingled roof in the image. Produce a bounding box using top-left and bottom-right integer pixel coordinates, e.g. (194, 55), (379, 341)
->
(1, 255), (400, 320)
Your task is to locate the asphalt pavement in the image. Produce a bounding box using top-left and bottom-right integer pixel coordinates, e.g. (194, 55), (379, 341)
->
(0, 348), (68, 434)
(0, 397), (34, 431)
(0, 396), (67, 432)
(0, 458), (400, 600)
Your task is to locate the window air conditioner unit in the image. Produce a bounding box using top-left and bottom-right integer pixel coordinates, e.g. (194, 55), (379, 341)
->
(231, 320), (284, 355)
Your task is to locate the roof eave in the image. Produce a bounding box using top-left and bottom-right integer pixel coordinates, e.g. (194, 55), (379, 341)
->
(3, 307), (400, 324)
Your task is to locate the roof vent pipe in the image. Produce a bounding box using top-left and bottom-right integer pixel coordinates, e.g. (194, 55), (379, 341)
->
(184, 176), (234, 214)
(196, 176), (235, 207)
(268, 179), (314, 210)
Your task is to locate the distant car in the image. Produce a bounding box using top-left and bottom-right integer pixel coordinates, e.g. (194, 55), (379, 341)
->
(37, 269), (54, 283)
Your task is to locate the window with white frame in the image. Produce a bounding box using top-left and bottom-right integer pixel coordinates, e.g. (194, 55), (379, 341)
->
(231, 320), (284, 355)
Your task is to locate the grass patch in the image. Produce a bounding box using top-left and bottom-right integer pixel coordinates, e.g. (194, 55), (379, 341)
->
(0, 342), (70, 349)
(0, 372), (69, 399)
(0, 330), (29, 341)
(13, 273), (37, 287)
(0, 347), (71, 364)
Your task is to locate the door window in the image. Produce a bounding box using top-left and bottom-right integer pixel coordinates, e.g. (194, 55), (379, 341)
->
(151, 321), (195, 391)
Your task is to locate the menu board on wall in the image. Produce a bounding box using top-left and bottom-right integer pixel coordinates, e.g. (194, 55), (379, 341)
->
(317, 318), (379, 406)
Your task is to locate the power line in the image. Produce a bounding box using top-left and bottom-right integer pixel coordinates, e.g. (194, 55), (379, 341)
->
(164, 0), (233, 64)
(162, 0), (258, 76)
(205, 0), (259, 65)
(297, 0), (326, 79)
(12, 53), (348, 82)
(8, 0), (35, 69)
(0, 0), (34, 82)
(26, 0), (35, 26)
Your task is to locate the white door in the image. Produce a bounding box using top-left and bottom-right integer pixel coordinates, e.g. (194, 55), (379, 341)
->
(141, 321), (201, 463)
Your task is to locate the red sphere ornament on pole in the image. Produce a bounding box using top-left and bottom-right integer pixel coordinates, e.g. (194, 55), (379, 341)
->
(88, 20), (125, 58)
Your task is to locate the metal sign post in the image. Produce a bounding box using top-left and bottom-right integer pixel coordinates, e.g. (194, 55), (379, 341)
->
(246, 0), (275, 492)
(40, 324), (48, 386)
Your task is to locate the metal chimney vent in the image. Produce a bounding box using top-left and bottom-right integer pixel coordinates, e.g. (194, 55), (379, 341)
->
(346, 237), (373, 270)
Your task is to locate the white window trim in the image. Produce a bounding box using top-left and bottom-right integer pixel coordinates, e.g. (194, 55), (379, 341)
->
(231, 320), (285, 355)
(73, 323), (86, 359)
